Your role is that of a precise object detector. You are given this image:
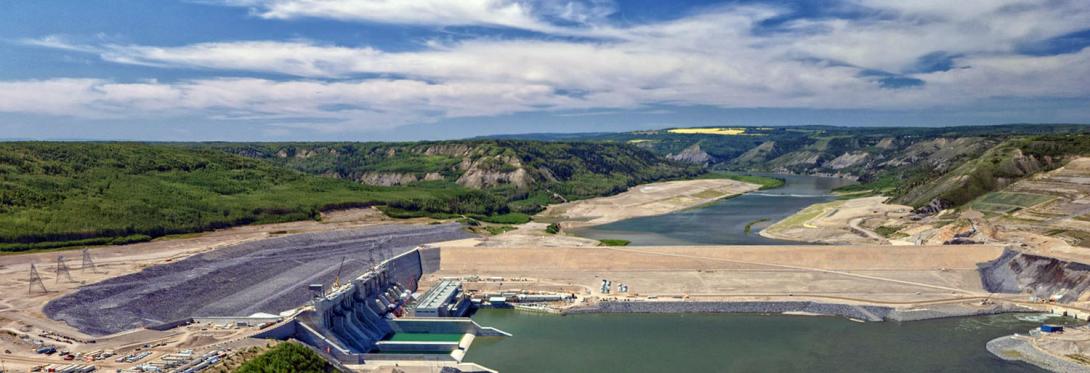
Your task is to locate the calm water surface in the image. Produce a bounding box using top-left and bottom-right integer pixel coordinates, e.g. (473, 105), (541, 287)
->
(483, 174), (1071, 372)
(573, 174), (857, 245)
(467, 310), (1076, 372)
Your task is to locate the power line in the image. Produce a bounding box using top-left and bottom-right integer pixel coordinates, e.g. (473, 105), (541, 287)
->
(55, 255), (73, 283)
(28, 263), (47, 295)
(81, 248), (98, 273)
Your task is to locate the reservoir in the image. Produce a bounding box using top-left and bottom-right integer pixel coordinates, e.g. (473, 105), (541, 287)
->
(573, 174), (856, 245)
(467, 310), (1072, 372)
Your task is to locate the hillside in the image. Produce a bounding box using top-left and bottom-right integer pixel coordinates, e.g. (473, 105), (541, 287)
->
(0, 143), (466, 251)
(206, 140), (700, 215)
(488, 125), (1090, 210)
(894, 134), (1090, 209)
(0, 141), (696, 251)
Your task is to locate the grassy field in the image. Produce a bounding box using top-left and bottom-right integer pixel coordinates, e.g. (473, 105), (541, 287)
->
(768, 200), (844, 231)
(598, 239), (631, 246)
(970, 191), (1054, 215)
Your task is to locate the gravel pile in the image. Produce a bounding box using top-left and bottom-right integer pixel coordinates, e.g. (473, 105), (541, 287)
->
(44, 223), (469, 336)
(987, 334), (1089, 372)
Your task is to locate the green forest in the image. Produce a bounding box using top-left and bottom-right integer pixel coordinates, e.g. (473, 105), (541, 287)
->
(6, 125), (1090, 252)
(233, 342), (333, 373)
(0, 141), (696, 251)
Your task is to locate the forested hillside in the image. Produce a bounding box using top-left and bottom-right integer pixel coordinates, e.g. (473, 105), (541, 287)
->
(487, 125), (1090, 211)
(0, 141), (696, 251)
(5, 126), (1088, 251)
(207, 140), (699, 216)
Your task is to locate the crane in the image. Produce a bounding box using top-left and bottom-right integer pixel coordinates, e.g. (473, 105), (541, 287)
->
(333, 256), (347, 289)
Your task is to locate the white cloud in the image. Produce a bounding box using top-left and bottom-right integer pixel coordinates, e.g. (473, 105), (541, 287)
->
(7, 0), (1090, 129)
(210, 0), (616, 34)
(0, 78), (575, 130)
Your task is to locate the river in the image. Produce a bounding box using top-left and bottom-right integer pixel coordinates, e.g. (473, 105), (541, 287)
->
(465, 174), (1078, 372)
(572, 174), (857, 245)
(467, 310), (1073, 372)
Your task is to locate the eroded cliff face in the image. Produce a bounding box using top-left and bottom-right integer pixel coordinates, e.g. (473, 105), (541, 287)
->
(979, 249), (1090, 303)
(356, 172), (443, 186)
(667, 144), (713, 164)
(455, 155), (532, 189)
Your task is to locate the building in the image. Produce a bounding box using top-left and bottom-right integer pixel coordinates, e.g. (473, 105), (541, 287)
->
(415, 280), (469, 317)
(1041, 324), (1065, 333)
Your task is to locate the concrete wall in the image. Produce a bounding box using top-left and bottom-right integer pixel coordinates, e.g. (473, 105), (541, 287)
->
(301, 249), (424, 356)
(419, 245), (442, 274)
(193, 316), (282, 326)
(391, 318), (511, 337)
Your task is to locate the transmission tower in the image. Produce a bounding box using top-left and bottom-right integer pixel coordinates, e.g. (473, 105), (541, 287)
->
(81, 248), (98, 273)
(28, 263), (47, 295)
(55, 255), (73, 283)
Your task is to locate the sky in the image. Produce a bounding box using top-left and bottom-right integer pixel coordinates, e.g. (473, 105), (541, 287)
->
(1, 0), (1089, 141)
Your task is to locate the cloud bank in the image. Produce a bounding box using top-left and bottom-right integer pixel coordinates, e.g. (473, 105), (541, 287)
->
(7, 0), (1090, 131)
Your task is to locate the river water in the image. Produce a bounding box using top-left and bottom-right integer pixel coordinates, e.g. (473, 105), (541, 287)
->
(572, 174), (857, 245)
(467, 310), (1073, 372)
(465, 175), (1078, 372)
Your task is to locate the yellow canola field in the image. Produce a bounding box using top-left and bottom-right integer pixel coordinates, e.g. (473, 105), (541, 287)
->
(667, 127), (747, 135)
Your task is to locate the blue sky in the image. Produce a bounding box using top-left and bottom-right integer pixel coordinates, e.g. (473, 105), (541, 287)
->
(1, 0), (1089, 141)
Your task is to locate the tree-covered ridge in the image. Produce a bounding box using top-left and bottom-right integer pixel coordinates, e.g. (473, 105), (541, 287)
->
(0, 141), (696, 251)
(207, 140), (700, 214)
(0, 143), (477, 251)
(486, 124), (1090, 209)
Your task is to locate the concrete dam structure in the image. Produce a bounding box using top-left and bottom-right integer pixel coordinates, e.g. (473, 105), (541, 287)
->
(255, 246), (507, 364)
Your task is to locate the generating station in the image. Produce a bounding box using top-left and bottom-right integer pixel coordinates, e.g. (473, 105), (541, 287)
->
(249, 246), (509, 366)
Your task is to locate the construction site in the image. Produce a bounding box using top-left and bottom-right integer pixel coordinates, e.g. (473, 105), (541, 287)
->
(0, 221), (486, 373)
(5, 173), (1090, 372)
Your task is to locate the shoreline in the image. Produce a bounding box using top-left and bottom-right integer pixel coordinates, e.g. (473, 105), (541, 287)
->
(536, 179), (761, 229)
(558, 299), (1038, 323)
(987, 334), (1089, 372)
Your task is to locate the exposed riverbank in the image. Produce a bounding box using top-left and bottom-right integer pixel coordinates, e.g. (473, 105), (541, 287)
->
(988, 334), (1090, 373)
(536, 178), (760, 228)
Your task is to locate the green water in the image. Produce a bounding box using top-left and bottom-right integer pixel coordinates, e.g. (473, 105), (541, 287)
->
(387, 333), (464, 342)
(467, 309), (1082, 372)
(573, 174), (856, 245)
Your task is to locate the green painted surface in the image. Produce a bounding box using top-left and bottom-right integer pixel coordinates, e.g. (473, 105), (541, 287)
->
(387, 333), (464, 342)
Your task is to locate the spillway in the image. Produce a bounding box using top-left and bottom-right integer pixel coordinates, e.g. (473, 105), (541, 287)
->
(254, 245), (507, 364)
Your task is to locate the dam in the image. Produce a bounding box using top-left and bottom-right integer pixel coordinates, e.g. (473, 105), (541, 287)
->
(253, 246), (509, 365)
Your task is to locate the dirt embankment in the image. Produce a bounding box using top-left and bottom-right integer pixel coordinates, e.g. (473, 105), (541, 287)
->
(537, 179), (760, 228)
(760, 196), (912, 244)
(979, 248), (1090, 303)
